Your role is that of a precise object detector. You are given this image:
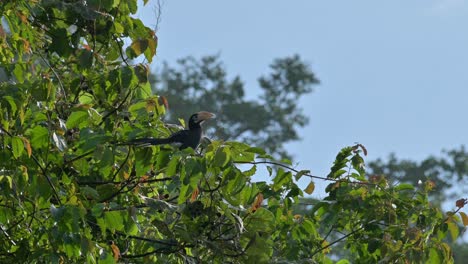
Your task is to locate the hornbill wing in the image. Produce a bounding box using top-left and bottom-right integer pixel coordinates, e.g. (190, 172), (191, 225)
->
(165, 129), (197, 149)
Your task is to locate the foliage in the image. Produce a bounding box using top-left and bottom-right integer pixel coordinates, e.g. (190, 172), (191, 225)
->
(0, 1), (462, 263)
(368, 147), (468, 263)
(150, 54), (319, 159)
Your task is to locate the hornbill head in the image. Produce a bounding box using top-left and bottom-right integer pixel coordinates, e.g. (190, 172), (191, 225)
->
(188, 111), (216, 129)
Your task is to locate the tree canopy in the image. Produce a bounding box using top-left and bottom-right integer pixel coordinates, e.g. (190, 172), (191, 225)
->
(0, 1), (464, 263)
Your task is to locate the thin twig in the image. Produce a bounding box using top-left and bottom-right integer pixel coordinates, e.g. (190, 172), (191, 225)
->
(64, 150), (94, 164)
(98, 87), (134, 126)
(311, 226), (365, 257)
(31, 154), (62, 205)
(37, 52), (67, 98)
(77, 177), (172, 186)
(234, 160), (375, 185)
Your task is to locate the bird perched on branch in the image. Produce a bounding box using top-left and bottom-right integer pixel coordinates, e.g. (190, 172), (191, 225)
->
(124, 111), (216, 150)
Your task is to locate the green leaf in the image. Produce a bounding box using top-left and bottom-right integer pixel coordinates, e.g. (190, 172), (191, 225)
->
(351, 154), (365, 176)
(98, 148), (114, 177)
(447, 221), (459, 241)
(121, 66), (136, 89)
(11, 136), (24, 158)
(295, 170), (310, 180)
(78, 49), (93, 69)
(272, 169), (292, 191)
(66, 110), (89, 129)
(49, 28), (72, 56)
(114, 21), (124, 34)
(81, 186), (100, 200)
(428, 248), (441, 264)
(26, 125), (49, 149)
(3, 96), (17, 115)
(267, 166), (273, 176)
(243, 165), (257, 177)
(135, 147), (153, 176)
(395, 183), (415, 191)
(166, 156), (180, 176)
(246, 207), (275, 233)
(96, 184), (119, 201)
(213, 147), (230, 167)
(331, 169), (347, 179)
(104, 211), (125, 232)
(367, 239), (381, 254)
(128, 101), (147, 119)
(336, 260), (351, 264)
(13, 64), (24, 83)
(0, 176), (13, 189)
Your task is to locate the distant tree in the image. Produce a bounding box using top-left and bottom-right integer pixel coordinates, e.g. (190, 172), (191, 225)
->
(150, 55), (319, 159)
(368, 146), (468, 203)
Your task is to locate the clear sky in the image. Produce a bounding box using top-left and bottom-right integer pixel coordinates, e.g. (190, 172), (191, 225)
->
(137, 1), (468, 197)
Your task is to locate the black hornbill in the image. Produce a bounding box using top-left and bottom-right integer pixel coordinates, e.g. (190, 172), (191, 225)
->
(124, 111), (216, 150)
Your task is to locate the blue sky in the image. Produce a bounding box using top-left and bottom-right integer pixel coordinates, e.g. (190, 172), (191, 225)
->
(137, 1), (468, 196)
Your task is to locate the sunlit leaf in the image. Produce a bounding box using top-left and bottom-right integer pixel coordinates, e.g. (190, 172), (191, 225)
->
(11, 136), (24, 158)
(447, 221), (459, 241)
(26, 126), (49, 149)
(295, 170), (310, 181)
(3, 96), (17, 114)
(428, 248), (441, 264)
(459, 212), (468, 226)
(304, 181), (315, 195)
(104, 211), (125, 232)
(243, 165), (256, 177)
(395, 183), (414, 191)
(66, 110), (89, 129)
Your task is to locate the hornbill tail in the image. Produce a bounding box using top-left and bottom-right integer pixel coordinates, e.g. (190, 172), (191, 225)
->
(119, 137), (171, 147)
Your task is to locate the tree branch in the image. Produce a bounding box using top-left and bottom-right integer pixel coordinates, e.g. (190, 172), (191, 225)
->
(311, 225), (365, 257)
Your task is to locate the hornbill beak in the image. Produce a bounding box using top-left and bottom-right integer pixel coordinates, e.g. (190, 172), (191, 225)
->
(195, 111), (216, 124)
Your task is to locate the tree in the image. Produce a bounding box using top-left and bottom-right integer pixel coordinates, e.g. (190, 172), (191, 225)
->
(368, 146), (468, 201)
(0, 1), (461, 263)
(150, 54), (318, 159)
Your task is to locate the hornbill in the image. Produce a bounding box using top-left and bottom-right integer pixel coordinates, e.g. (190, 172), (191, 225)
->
(124, 111), (216, 150)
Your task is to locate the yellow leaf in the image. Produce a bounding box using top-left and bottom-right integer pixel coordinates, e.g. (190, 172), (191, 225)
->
(145, 98), (157, 112)
(304, 181), (315, 195)
(460, 212), (468, 226)
(21, 137), (32, 157)
(321, 240), (331, 254)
